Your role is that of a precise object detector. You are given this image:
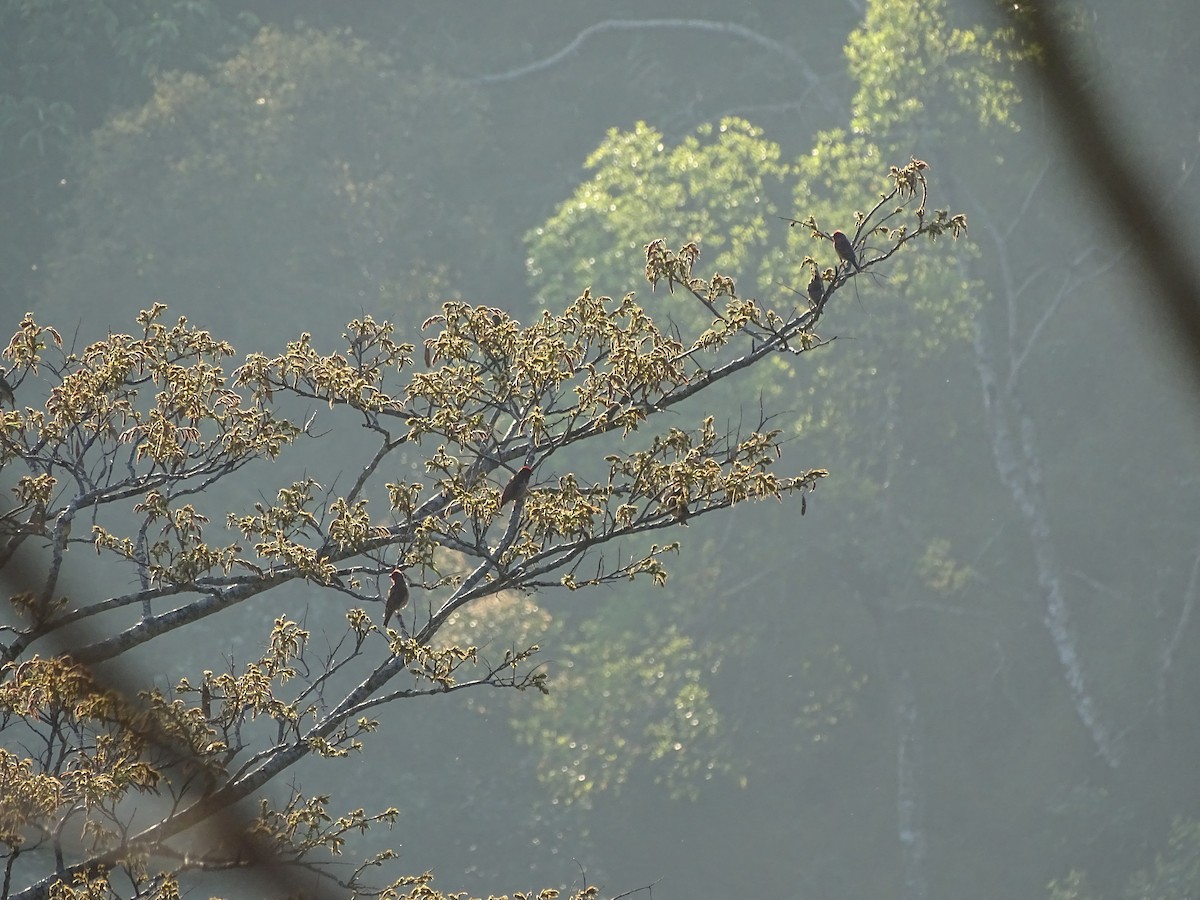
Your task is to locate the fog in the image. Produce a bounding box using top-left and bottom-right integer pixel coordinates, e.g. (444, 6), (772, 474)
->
(3, 2), (1200, 898)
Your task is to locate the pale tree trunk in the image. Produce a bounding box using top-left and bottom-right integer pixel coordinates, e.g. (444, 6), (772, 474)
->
(961, 212), (1121, 767)
(895, 668), (928, 900)
(1154, 535), (1200, 738)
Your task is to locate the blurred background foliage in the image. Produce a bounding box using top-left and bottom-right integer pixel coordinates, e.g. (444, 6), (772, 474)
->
(4, 0), (1200, 898)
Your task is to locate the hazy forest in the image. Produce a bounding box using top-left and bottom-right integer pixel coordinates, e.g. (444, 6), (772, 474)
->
(3, 1), (1200, 898)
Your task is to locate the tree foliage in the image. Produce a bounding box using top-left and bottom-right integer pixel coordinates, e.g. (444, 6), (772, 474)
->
(0, 157), (960, 897)
(526, 119), (789, 309)
(518, 105), (975, 816)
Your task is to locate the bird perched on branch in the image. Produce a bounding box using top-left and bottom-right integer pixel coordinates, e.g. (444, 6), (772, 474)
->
(672, 495), (690, 526)
(832, 230), (860, 271)
(806, 269), (824, 308)
(383, 566), (409, 628)
(0, 370), (13, 406)
(499, 465), (534, 508)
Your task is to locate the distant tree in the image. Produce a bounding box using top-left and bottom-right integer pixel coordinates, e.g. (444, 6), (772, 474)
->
(0, 162), (957, 898)
(521, 110), (979, 815)
(41, 26), (492, 351)
(1121, 817), (1200, 900)
(526, 118), (791, 311)
(517, 4), (1034, 894)
(1049, 817), (1200, 900)
(0, 0), (257, 317)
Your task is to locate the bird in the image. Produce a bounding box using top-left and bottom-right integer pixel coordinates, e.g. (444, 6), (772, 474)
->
(672, 495), (690, 526)
(806, 269), (824, 308)
(0, 370), (13, 406)
(832, 231), (860, 271)
(383, 566), (409, 628)
(499, 465), (534, 508)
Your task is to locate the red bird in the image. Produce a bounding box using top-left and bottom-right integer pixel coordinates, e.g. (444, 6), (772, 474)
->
(383, 566), (409, 628)
(499, 465), (533, 508)
(832, 231), (860, 271)
(806, 269), (824, 308)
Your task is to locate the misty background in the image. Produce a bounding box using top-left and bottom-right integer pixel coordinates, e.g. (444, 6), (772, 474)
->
(3, 1), (1200, 897)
